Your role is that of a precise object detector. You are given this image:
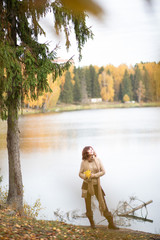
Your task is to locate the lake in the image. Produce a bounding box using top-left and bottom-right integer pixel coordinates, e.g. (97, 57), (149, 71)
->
(0, 107), (160, 234)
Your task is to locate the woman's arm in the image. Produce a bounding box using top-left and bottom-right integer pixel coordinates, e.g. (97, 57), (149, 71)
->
(92, 158), (105, 178)
(79, 161), (86, 180)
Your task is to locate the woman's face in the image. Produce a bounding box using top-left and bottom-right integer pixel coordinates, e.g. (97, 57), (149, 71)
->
(87, 154), (94, 162)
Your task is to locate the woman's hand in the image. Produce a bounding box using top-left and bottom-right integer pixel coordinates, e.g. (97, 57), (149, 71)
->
(90, 173), (96, 179)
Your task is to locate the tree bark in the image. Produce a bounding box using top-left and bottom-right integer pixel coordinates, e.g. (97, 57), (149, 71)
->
(7, 102), (23, 211)
(5, 0), (23, 212)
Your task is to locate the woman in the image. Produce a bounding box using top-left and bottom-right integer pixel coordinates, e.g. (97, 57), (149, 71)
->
(79, 146), (118, 229)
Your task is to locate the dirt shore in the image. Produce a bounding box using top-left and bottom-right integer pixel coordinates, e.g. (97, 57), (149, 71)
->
(0, 208), (160, 240)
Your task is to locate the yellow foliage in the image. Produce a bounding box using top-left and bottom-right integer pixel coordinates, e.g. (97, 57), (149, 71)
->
(110, 64), (128, 85)
(128, 65), (134, 75)
(23, 199), (42, 218)
(99, 71), (114, 101)
(144, 62), (160, 101)
(153, 65), (160, 101)
(71, 80), (75, 85)
(100, 87), (107, 101)
(23, 62), (160, 110)
(24, 74), (60, 108)
(59, 72), (66, 88)
(46, 81), (61, 108)
(123, 94), (130, 102)
(104, 64), (128, 98)
(98, 72), (103, 85)
(4, 68), (7, 77)
(84, 170), (91, 179)
(69, 65), (75, 80)
(94, 65), (100, 73)
(23, 63), (76, 109)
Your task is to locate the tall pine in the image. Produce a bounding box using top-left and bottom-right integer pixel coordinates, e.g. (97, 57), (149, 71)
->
(118, 83), (123, 102)
(143, 66), (152, 102)
(121, 70), (133, 101)
(89, 65), (100, 98)
(73, 69), (81, 103)
(60, 71), (73, 103)
(85, 67), (91, 98)
(133, 65), (142, 101)
(0, 0), (93, 211)
(77, 67), (88, 103)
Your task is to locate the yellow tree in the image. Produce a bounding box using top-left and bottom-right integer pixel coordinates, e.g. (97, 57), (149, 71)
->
(46, 80), (61, 108)
(154, 64), (160, 101)
(123, 94), (130, 102)
(105, 64), (129, 101)
(99, 70), (114, 101)
(94, 65), (100, 74)
(144, 62), (160, 101)
(23, 64), (75, 109)
(136, 81), (145, 103)
(69, 64), (75, 85)
(23, 74), (53, 110)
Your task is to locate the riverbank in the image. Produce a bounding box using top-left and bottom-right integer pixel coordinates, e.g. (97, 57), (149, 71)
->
(0, 207), (160, 240)
(22, 101), (160, 115)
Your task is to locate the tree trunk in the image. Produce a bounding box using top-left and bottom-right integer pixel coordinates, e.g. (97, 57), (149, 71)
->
(7, 102), (23, 211)
(5, 0), (23, 212)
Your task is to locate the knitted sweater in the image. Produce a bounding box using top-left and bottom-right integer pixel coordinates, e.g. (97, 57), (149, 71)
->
(79, 157), (105, 183)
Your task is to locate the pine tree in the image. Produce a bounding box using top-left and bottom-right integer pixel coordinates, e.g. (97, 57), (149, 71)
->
(133, 65), (142, 101)
(98, 67), (104, 75)
(85, 67), (91, 98)
(73, 70), (81, 102)
(60, 71), (73, 103)
(118, 83), (123, 102)
(89, 65), (100, 98)
(143, 67), (152, 101)
(0, 0), (93, 211)
(121, 70), (133, 101)
(77, 67), (88, 103)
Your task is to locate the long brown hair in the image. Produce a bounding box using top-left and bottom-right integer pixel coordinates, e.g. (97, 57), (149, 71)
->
(82, 146), (96, 160)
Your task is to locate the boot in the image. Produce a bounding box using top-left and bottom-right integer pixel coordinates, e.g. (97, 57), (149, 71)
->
(104, 210), (119, 230)
(86, 211), (96, 229)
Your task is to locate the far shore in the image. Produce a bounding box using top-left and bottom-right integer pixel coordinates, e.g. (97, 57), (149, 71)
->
(21, 101), (160, 115)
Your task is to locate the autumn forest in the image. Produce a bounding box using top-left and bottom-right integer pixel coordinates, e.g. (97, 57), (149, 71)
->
(24, 61), (160, 110)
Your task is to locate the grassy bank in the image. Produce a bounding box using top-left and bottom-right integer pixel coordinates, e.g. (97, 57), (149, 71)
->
(0, 207), (160, 240)
(21, 102), (160, 115)
(51, 102), (160, 112)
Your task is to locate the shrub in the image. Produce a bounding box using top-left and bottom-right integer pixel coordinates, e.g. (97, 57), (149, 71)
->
(0, 175), (42, 218)
(23, 198), (43, 218)
(123, 94), (130, 102)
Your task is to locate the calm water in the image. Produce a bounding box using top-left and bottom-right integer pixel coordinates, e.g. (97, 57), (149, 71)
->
(0, 107), (160, 234)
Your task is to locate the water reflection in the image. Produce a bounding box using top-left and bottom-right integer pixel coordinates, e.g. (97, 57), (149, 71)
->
(19, 113), (78, 151)
(18, 108), (160, 153)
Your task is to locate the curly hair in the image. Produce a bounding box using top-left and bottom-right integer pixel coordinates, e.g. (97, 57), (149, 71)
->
(82, 146), (96, 160)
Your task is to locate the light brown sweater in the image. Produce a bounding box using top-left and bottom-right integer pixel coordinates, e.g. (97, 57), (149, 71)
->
(79, 157), (105, 184)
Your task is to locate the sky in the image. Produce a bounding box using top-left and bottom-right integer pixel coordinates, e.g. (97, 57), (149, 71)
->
(39, 0), (160, 67)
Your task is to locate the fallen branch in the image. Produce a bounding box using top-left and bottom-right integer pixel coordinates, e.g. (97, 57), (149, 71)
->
(118, 200), (153, 215)
(118, 214), (153, 223)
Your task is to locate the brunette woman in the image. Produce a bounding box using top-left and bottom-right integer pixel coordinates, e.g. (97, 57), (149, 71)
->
(79, 146), (119, 229)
